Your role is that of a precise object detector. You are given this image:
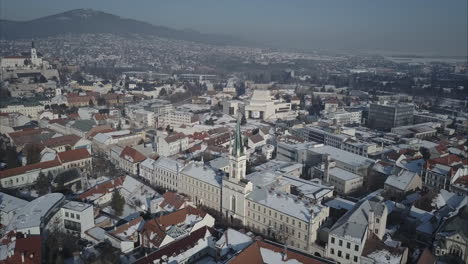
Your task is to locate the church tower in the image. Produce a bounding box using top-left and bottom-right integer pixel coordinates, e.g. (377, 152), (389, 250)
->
(30, 41), (38, 65)
(221, 115), (252, 224)
(229, 117), (247, 182)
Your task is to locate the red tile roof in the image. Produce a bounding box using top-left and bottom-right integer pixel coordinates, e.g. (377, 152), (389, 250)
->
(120, 146), (146, 163)
(230, 240), (328, 264)
(0, 232), (41, 264)
(159, 192), (189, 211)
(0, 159), (61, 179)
(416, 248), (436, 264)
(109, 217), (144, 241)
(165, 132), (187, 143)
(57, 148), (90, 163)
(135, 226), (214, 264)
(77, 176), (125, 201)
(140, 206), (207, 248)
(426, 154), (463, 169)
(41, 134), (81, 149)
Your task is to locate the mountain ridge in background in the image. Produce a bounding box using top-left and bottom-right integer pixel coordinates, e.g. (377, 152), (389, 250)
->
(0, 9), (248, 46)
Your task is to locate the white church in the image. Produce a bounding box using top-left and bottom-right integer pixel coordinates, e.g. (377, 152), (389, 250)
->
(1, 41), (45, 69)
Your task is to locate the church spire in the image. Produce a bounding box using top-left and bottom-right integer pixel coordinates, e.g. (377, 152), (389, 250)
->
(232, 115), (244, 157)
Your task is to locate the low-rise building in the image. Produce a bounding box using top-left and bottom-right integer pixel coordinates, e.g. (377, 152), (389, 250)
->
(326, 195), (388, 264)
(384, 170), (422, 199)
(60, 200), (95, 237)
(328, 167), (363, 195)
(245, 188), (329, 253)
(156, 132), (189, 157)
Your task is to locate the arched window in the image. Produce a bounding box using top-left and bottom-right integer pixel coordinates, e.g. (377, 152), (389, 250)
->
(450, 244), (462, 257)
(231, 195), (236, 212)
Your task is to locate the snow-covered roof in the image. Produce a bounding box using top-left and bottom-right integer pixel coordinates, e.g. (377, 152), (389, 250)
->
(329, 167), (362, 181)
(330, 195), (386, 243)
(325, 198), (356, 211)
(7, 193), (64, 231)
(385, 170), (419, 191)
(247, 188), (325, 222)
(0, 192), (28, 213)
(209, 156), (230, 170)
(181, 162), (222, 187)
(309, 145), (375, 168)
(215, 228), (252, 257)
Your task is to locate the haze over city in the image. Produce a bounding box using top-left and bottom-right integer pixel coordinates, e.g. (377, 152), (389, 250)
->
(0, 1), (467, 264)
(1, 0), (467, 56)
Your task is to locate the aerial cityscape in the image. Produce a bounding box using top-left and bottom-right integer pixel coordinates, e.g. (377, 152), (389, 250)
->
(0, 1), (467, 264)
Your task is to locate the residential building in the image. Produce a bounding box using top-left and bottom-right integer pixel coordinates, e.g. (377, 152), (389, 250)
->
(434, 205), (468, 263)
(109, 146), (147, 175)
(245, 188), (329, 252)
(159, 111), (199, 128)
(328, 167), (363, 195)
(140, 157), (184, 191)
(0, 103), (45, 120)
(60, 201), (95, 237)
(156, 132), (189, 157)
(384, 170), (422, 199)
(326, 195), (388, 264)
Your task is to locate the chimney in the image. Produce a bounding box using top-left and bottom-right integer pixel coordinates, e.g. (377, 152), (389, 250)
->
(282, 243), (288, 261)
(368, 209), (375, 238)
(324, 154), (330, 183)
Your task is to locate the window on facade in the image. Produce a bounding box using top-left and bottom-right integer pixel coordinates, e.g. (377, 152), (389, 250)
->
(354, 256), (358, 262)
(347, 242), (350, 249)
(231, 195), (236, 212)
(346, 253), (350, 260)
(355, 245), (359, 251)
(331, 237), (335, 244)
(376, 218), (379, 223)
(338, 250), (342, 257)
(339, 240), (342, 246)
(65, 212), (69, 217)
(76, 214), (80, 220)
(330, 248), (334, 255)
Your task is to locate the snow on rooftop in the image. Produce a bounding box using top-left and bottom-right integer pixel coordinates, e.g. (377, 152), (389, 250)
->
(0, 192), (28, 213)
(366, 249), (401, 264)
(310, 145), (375, 167)
(247, 188), (324, 222)
(329, 167), (362, 181)
(385, 171), (418, 191)
(62, 200), (92, 212)
(215, 228), (252, 256)
(259, 247), (302, 264)
(325, 198), (356, 211)
(182, 162), (222, 187)
(7, 193), (64, 231)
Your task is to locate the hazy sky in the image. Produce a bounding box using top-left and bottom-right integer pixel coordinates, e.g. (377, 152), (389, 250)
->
(1, 0), (467, 56)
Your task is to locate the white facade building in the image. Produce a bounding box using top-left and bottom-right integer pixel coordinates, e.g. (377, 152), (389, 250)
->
(61, 201), (95, 237)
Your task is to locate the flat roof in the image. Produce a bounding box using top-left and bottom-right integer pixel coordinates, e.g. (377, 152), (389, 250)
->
(309, 145), (375, 168)
(62, 200), (92, 212)
(7, 193), (64, 231)
(329, 167), (362, 181)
